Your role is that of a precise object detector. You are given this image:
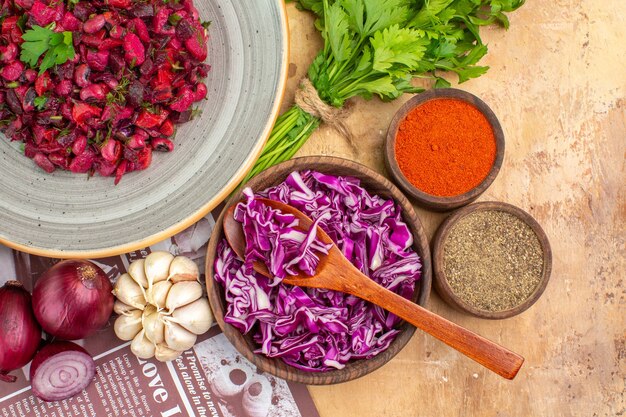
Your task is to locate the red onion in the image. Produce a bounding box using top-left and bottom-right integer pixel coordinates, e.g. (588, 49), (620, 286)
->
(30, 341), (96, 402)
(0, 281), (41, 383)
(32, 260), (114, 340)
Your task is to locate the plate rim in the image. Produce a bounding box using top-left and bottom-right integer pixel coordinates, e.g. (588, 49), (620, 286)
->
(0, 0), (291, 259)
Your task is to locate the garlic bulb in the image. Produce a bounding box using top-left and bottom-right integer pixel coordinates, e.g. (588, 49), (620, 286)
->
(112, 254), (211, 362)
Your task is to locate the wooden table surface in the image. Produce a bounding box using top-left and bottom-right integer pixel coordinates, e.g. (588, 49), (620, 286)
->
(280, 2), (625, 416)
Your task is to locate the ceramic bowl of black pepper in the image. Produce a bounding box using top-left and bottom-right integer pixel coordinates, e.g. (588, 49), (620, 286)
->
(432, 201), (552, 319)
(385, 88), (505, 212)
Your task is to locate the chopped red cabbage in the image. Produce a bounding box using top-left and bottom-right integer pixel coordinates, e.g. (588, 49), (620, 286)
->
(214, 171), (421, 371)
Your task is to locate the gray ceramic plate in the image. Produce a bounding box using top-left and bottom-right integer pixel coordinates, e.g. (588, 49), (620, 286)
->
(0, 0), (288, 258)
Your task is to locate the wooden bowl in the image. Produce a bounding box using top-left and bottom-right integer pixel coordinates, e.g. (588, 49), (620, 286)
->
(432, 202), (552, 319)
(206, 156), (432, 384)
(384, 88), (505, 212)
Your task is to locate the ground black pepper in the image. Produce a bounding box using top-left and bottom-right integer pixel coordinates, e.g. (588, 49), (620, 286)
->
(443, 210), (544, 312)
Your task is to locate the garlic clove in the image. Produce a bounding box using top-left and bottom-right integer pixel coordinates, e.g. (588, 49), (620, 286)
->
(169, 298), (213, 335)
(164, 321), (197, 351)
(113, 300), (135, 315)
(113, 273), (147, 310)
(144, 251), (174, 288)
(165, 281), (203, 312)
(148, 280), (172, 309)
(114, 309), (143, 341)
(155, 343), (182, 362)
(143, 306), (165, 344)
(128, 259), (149, 288)
(131, 330), (156, 359)
(167, 256), (199, 283)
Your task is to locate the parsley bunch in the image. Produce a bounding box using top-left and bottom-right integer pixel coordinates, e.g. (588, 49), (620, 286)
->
(243, 0), (524, 182)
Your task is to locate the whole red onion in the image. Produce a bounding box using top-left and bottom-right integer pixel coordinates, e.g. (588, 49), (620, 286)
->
(0, 281), (42, 383)
(32, 260), (114, 340)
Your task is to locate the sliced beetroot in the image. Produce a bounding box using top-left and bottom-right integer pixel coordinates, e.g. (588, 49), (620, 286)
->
(169, 86), (194, 112)
(48, 152), (71, 170)
(72, 102), (101, 125)
(108, 0), (132, 9)
(85, 49), (110, 72)
(0, 43), (18, 63)
(61, 12), (82, 31)
(23, 69), (38, 84)
(55, 79), (73, 96)
(176, 19), (194, 40)
(1, 61), (24, 81)
(70, 148), (97, 173)
(72, 2), (95, 21)
(129, 18), (151, 43)
(30, 341), (96, 402)
(81, 29), (107, 48)
(15, 0), (34, 10)
(123, 32), (145, 66)
(72, 135), (88, 156)
(131, 3), (154, 18)
(136, 109), (167, 129)
(114, 159), (127, 184)
(35, 72), (52, 96)
(185, 24), (208, 61)
(127, 80), (144, 107)
(30, 1), (59, 27)
(159, 119), (175, 136)
(80, 84), (107, 102)
(94, 158), (117, 177)
(99, 38), (124, 50)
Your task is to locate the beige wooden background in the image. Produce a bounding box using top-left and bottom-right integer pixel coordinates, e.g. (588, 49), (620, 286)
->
(279, 2), (625, 416)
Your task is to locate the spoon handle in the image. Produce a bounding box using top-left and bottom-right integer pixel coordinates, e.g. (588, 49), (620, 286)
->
(346, 274), (524, 379)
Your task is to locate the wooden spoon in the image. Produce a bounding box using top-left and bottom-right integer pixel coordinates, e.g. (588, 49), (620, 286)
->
(224, 198), (524, 380)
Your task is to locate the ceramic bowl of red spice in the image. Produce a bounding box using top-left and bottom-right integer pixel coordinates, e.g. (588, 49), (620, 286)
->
(385, 88), (505, 211)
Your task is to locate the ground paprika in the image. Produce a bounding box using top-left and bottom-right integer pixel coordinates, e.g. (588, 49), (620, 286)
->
(394, 98), (496, 197)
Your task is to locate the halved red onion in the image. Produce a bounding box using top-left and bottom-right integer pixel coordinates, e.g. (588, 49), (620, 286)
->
(0, 281), (42, 383)
(32, 260), (114, 340)
(30, 342), (95, 402)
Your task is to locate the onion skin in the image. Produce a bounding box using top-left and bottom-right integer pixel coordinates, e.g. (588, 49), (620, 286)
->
(32, 260), (114, 340)
(30, 341), (96, 402)
(0, 281), (42, 383)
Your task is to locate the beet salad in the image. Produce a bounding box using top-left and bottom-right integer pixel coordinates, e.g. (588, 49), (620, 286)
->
(0, 0), (210, 183)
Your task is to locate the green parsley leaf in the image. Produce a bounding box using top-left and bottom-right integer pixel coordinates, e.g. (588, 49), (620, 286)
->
(20, 25), (75, 74)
